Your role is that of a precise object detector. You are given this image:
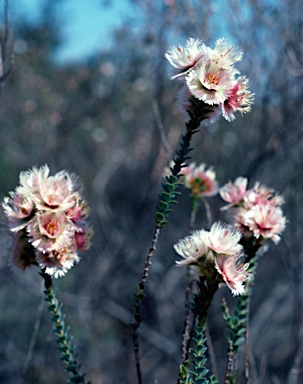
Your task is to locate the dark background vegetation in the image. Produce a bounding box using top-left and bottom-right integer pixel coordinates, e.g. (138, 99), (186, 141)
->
(0, 0), (302, 383)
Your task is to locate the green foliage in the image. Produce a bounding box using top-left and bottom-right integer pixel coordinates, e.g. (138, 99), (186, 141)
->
(44, 281), (88, 384)
(194, 277), (219, 326)
(222, 296), (248, 357)
(180, 325), (218, 384)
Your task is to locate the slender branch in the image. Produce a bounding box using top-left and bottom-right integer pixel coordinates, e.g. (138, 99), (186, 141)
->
(181, 279), (194, 363)
(132, 105), (208, 384)
(222, 239), (262, 383)
(41, 270), (87, 384)
(224, 341), (235, 384)
(132, 226), (160, 384)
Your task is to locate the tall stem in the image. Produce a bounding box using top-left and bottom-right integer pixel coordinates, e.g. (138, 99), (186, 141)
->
(132, 107), (208, 384)
(41, 271), (87, 384)
(222, 239), (262, 383)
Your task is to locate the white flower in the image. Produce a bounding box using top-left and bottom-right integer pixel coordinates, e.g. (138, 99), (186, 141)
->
(174, 229), (212, 266)
(206, 221), (242, 255)
(2, 189), (35, 232)
(33, 170), (80, 212)
(166, 37), (253, 122)
(186, 58), (235, 105)
(36, 248), (80, 278)
(208, 38), (243, 68)
(19, 164), (50, 195)
(165, 37), (206, 78)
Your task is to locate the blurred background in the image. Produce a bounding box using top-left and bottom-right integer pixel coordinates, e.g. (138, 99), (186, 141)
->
(0, 0), (302, 383)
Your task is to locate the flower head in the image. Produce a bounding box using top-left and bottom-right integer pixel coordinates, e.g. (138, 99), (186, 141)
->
(220, 177), (286, 243)
(165, 38), (206, 78)
(165, 37), (253, 122)
(174, 221), (247, 295)
(174, 229), (211, 266)
(2, 165), (93, 277)
(186, 59), (235, 105)
(241, 202), (286, 244)
(215, 254), (248, 296)
(182, 162), (219, 197)
(222, 77), (254, 121)
(220, 177), (248, 207)
(206, 221), (242, 255)
(207, 38), (243, 68)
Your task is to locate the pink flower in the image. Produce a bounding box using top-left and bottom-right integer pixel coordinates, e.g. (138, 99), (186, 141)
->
(166, 37), (253, 122)
(182, 162), (219, 197)
(33, 170), (80, 212)
(243, 182), (284, 209)
(222, 77), (254, 121)
(74, 223), (93, 252)
(220, 177), (248, 207)
(206, 221), (243, 255)
(2, 165), (93, 277)
(220, 177), (286, 243)
(27, 212), (75, 252)
(241, 202), (286, 243)
(2, 189), (34, 232)
(186, 59), (235, 105)
(215, 254), (249, 295)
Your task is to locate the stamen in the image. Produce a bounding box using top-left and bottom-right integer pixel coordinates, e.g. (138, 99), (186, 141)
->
(45, 220), (60, 236)
(206, 68), (220, 85)
(221, 47), (232, 58)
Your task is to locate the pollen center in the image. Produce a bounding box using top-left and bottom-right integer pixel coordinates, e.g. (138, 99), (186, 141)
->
(206, 72), (218, 85)
(46, 220), (60, 236)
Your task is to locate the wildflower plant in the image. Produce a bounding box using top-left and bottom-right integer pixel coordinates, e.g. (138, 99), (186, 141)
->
(2, 31), (289, 384)
(165, 37), (254, 122)
(219, 177), (286, 381)
(132, 36), (256, 384)
(2, 165), (92, 383)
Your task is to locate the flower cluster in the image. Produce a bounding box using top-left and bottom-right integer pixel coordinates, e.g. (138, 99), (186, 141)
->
(165, 37), (254, 122)
(2, 165), (93, 278)
(220, 177), (286, 243)
(182, 162), (218, 197)
(174, 222), (248, 295)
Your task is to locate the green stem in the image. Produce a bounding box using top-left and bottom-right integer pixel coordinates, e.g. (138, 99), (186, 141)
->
(179, 324), (218, 384)
(194, 277), (219, 327)
(41, 271), (87, 384)
(222, 241), (262, 383)
(132, 107), (208, 384)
